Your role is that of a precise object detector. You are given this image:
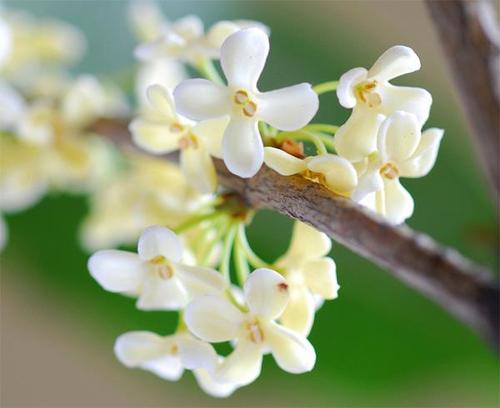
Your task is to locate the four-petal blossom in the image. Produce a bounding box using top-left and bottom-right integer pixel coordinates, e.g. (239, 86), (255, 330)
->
(174, 28), (319, 178)
(334, 45), (432, 162)
(88, 226), (226, 310)
(185, 268), (316, 386)
(352, 111), (443, 224)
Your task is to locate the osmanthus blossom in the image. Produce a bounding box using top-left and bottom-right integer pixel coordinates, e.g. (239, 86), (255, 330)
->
(174, 28), (319, 178)
(0, 80), (25, 130)
(130, 84), (229, 193)
(334, 45), (432, 162)
(88, 226), (226, 310)
(114, 330), (238, 397)
(276, 222), (339, 336)
(352, 111), (443, 225)
(185, 268), (316, 387)
(264, 147), (358, 197)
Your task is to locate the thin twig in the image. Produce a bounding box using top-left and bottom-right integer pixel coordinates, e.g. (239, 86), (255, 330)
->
(90, 118), (499, 350)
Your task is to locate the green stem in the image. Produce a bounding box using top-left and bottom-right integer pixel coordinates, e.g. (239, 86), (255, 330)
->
(220, 224), (238, 283)
(236, 224), (272, 270)
(174, 211), (225, 235)
(303, 124), (339, 134)
(234, 229), (251, 286)
(195, 59), (224, 85)
(199, 218), (231, 266)
(313, 80), (339, 95)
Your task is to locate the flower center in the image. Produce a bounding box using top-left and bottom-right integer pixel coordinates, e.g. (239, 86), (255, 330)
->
(149, 255), (174, 279)
(302, 169), (326, 185)
(245, 319), (264, 344)
(233, 89), (258, 118)
(178, 133), (199, 150)
(355, 80), (381, 108)
(379, 162), (399, 179)
(169, 122), (185, 134)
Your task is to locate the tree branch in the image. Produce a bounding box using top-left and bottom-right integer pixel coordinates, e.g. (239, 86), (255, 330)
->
(91, 118), (499, 350)
(425, 0), (500, 205)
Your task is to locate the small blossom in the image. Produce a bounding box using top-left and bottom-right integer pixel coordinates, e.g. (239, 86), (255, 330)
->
(88, 226), (226, 310)
(352, 111), (443, 224)
(185, 268), (316, 386)
(174, 28), (319, 177)
(130, 84), (228, 193)
(0, 80), (25, 130)
(264, 147), (358, 196)
(276, 222), (339, 336)
(335, 45), (432, 162)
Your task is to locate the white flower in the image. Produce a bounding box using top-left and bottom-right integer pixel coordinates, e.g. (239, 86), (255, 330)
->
(352, 111), (443, 224)
(128, 0), (167, 42)
(335, 46), (432, 162)
(0, 15), (12, 68)
(135, 14), (267, 66)
(130, 84), (228, 193)
(88, 226), (226, 310)
(0, 80), (25, 130)
(264, 147), (357, 196)
(174, 28), (319, 177)
(185, 268), (316, 386)
(276, 222), (338, 336)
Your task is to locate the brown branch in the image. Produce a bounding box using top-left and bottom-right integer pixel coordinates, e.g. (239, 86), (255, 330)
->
(426, 0), (500, 205)
(91, 118), (499, 350)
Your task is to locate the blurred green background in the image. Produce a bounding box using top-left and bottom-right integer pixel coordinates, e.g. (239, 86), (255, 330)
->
(1, 1), (498, 407)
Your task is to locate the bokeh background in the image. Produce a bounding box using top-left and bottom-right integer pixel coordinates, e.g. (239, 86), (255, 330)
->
(1, 1), (499, 407)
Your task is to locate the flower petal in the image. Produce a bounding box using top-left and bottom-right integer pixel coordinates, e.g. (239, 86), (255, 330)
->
(216, 340), (263, 386)
(142, 355), (184, 381)
(381, 179), (414, 225)
(178, 336), (217, 370)
(194, 368), (238, 398)
(280, 287), (316, 337)
(130, 118), (183, 154)
(257, 83), (319, 131)
(184, 295), (244, 342)
(174, 79), (230, 121)
(205, 21), (240, 49)
(222, 117), (263, 178)
(88, 250), (145, 294)
(306, 154), (358, 196)
(368, 45), (421, 81)
(337, 67), (368, 108)
(264, 321), (316, 374)
(191, 117), (230, 158)
(244, 268), (289, 319)
(138, 225), (183, 262)
(137, 276), (189, 310)
(172, 15), (204, 41)
(351, 168), (384, 202)
(377, 111), (420, 163)
(334, 106), (385, 162)
(399, 128), (444, 178)
(264, 147), (306, 176)
(280, 221), (331, 265)
(146, 84), (177, 120)
(180, 145), (217, 193)
(379, 85), (432, 125)
(220, 28), (269, 89)
(175, 263), (226, 297)
(303, 257), (339, 299)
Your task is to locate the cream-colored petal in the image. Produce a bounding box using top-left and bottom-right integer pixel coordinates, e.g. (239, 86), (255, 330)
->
(142, 355), (184, 381)
(191, 117), (230, 158)
(382, 179), (414, 225)
(172, 15), (204, 41)
(174, 79), (230, 121)
(222, 117), (263, 178)
(180, 146), (217, 193)
(205, 21), (240, 49)
(216, 340), (263, 386)
(264, 321), (316, 374)
(137, 275), (189, 310)
(175, 263), (226, 297)
(184, 295), (244, 342)
(379, 85), (432, 126)
(280, 287), (316, 337)
(88, 250), (146, 294)
(307, 154), (358, 195)
(178, 335), (217, 370)
(368, 45), (421, 81)
(303, 257), (339, 299)
(351, 168), (384, 202)
(334, 106), (385, 162)
(377, 111), (420, 163)
(337, 67), (368, 108)
(193, 368), (238, 398)
(399, 128), (444, 178)
(220, 28), (269, 89)
(263, 147), (306, 176)
(279, 221), (331, 265)
(244, 268), (289, 320)
(146, 84), (178, 120)
(257, 83), (319, 131)
(138, 225), (183, 262)
(130, 118), (183, 154)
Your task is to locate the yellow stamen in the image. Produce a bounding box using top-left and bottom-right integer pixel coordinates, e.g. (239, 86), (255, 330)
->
(379, 162), (399, 179)
(246, 319), (264, 344)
